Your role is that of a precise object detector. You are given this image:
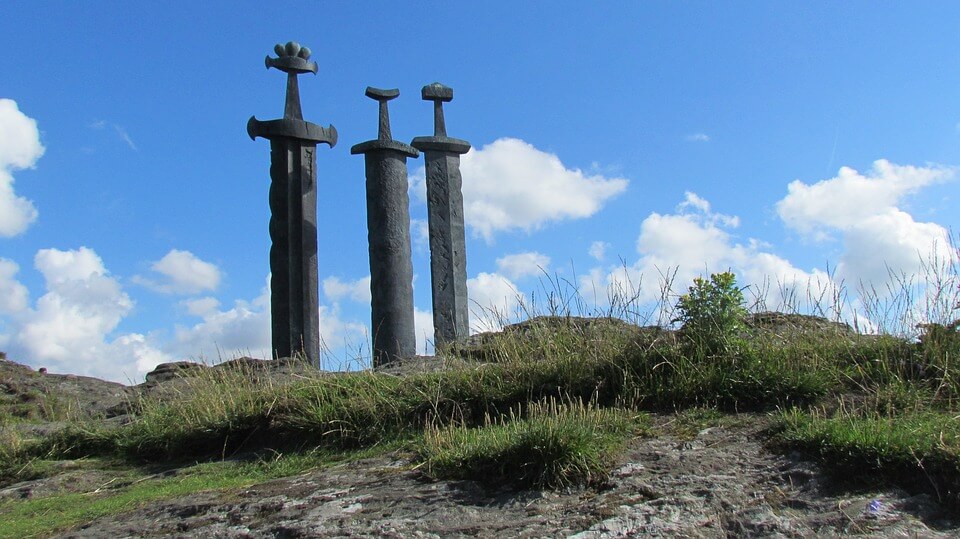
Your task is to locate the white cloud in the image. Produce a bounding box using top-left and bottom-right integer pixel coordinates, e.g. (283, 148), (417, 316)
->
(411, 218), (430, 254)
(171, 286), (272, 359)
(495, 252), (550, 280)
(635, 212), (730, 278)
(411, 138), (628, 242)
(414, 308), (435, 355)
(588, 241), (610, 262)
(134, 249), (222, 295)
(0, 259), (29, 314)
(0, 99), (43, 237)
(322, 275), (371, 304)
(180, 296), (220, 317)
(840, 211), (952, 286)
(0, 100), (45, 170)
(678, 191), (710, 213)
(0, 250), (370, 381)
(317, 305), (370, 365)
(169, 277), (368, 367)
(467, 272), (523, 332)
(776, 160), (955, 285)
(583, 193), (834, 322)
(35, 246), (107, 283)
(677, 191), (739, 227)
(686, 133), (710, 142)
(777, 160), (951, 235)
(114, 333), (173, 379)
(584, 159), (954, 328)
(1, 247), (177, 381)
(0, 174), (37, 237)
(20, 248), (133, 361)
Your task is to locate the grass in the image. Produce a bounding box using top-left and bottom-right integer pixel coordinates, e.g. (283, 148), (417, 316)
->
(418, 398), (646, 489)
(28, 329), (838, 466)
(3, 252), (960, 530)
(771, 408), (960, 505)
(0, 387), (86, 425)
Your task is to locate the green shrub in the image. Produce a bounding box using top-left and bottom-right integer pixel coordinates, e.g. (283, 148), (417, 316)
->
(674, 271), (748, 356)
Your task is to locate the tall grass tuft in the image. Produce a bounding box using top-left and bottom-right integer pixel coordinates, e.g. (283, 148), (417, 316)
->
(772, 407), (960, 506)
(418, 398), (643, 489)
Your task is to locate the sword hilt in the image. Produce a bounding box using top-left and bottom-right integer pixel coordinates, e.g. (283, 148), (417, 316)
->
(421, 82), (453, 137)
(264, 42), (317, 121)
(248, 41), (336, 147)
(365, 87), (400, 141)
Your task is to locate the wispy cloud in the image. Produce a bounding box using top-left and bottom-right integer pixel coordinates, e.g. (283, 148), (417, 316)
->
(90, 119), (138, 151)
(588, 241), (609, 262)
(686, 133), (710, 142)
(113, 125), (137, 151)
(495, 251), (550, 280)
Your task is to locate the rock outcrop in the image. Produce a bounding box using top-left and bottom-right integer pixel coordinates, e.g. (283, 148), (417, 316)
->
(6, 414), (956, 538)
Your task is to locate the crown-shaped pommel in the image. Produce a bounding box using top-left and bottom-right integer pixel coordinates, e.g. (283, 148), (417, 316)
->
(265, 41), (318, 75)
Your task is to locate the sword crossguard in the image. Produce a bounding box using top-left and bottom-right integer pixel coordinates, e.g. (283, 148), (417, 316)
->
(247, 116), (338, 147)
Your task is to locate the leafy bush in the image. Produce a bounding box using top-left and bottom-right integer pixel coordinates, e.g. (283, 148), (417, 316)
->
(674, 271), (748, 355)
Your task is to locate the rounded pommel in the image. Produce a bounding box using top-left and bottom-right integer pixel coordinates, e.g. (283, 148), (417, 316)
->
(365, 87), (400, 101)
(265, 41), (318, 75)
(422, 82), (453, 102)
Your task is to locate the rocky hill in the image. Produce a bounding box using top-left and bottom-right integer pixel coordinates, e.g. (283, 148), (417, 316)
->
(1, 315), (959, 537)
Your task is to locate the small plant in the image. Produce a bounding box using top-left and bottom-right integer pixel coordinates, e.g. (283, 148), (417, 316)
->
(667, 406), (725, 440)
(674, 271), (748, 356)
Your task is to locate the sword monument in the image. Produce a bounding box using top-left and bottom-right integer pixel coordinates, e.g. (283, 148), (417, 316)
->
(351, 87), (419, 367)
(412, 83), (471, 346)
(247, 42), (337, 366)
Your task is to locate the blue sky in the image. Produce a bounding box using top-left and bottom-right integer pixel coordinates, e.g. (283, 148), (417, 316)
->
(2, 2), (959, 382)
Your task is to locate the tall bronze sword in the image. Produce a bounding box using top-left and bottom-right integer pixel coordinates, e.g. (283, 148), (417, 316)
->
(247, 42), (337, 366)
